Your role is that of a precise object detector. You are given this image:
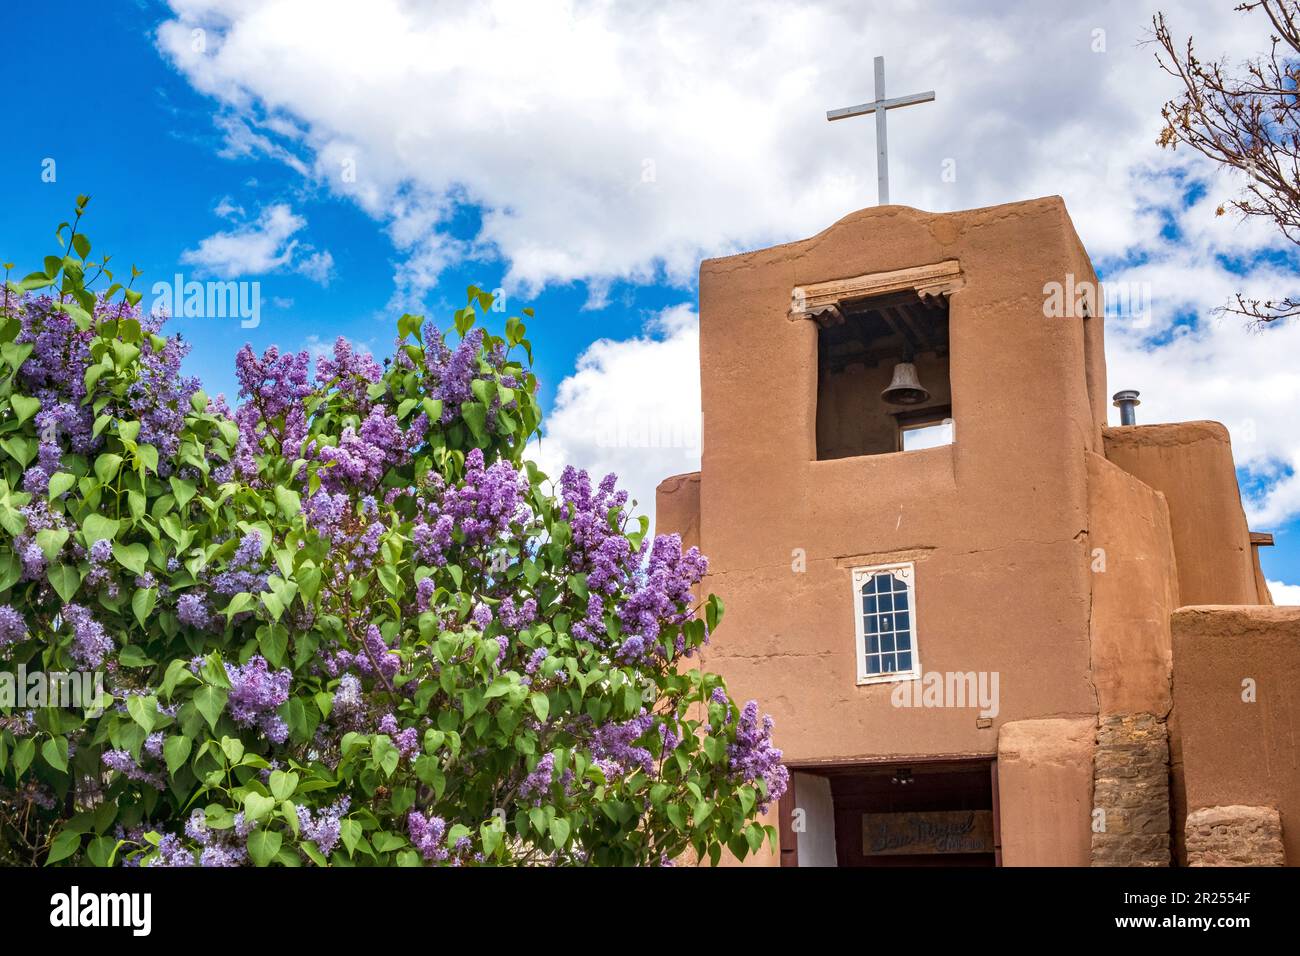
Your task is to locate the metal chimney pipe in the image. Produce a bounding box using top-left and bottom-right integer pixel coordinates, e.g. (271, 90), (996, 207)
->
(1112, 389), (1141, 426)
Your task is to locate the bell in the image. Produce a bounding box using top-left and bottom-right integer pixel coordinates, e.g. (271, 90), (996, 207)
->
(881, 362), (930, 405)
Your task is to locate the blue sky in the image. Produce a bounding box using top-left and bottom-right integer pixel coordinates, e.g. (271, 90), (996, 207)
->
(3, 0), (1300, 593)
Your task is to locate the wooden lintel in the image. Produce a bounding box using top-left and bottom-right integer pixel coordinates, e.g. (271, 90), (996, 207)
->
(791, 259), (963, 321)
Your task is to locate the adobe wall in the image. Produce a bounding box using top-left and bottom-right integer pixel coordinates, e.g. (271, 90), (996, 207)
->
(1085, 452), (1179, 716)
(1103, 423), (1258, 607)
(1172, 605), (1300, 864)
(655, 472), (701, 555)
(996, 718), (1095, 866)
(687, 197), (1100, 766)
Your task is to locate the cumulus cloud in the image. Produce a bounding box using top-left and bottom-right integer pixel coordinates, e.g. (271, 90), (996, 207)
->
(531, 304), (700, 525)
(155, 0), (1300, 535)
(181, 201), (335, 285)
(1267, 580), (1300, 605)
(156, 0), (1272, 292)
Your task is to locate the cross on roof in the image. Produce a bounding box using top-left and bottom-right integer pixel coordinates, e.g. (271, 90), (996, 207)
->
(826, 56), (935, 206)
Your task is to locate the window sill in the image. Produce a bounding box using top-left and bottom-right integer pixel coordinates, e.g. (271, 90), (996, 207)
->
(857, 669), (921, 687)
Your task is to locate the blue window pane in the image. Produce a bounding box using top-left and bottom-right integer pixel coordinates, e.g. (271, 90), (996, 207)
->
(867, 633), (879, 654)
(897, 651), (912, 671)
(881, 631), (895, 652)
(895, 629), (911, 651)
(880, 614), (893, 631)
(865, 655), (881, 674)
(893, 589), (910, 612)
(878, 592), (893, 612)
(881, 653), (896, 672)
(864, 615), (878, 635)
(862, 593), (877, 615)
(873, 575), (893, 594)
(895, 610), (910, 631)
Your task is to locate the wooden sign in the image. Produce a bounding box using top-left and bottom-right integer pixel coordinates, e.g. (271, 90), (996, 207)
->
(862, 810), (994, 855)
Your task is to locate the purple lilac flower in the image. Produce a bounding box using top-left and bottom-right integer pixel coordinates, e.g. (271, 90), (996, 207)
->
(102, 749), (165, 789)
(212, 531), (269, 596)
(296, 797), (351, 857)
(519, 752), (556, 803)
(62, 603), (113, 668)
(727, 700), (789, 812)
(524, 647), (548, 675)
(225, 655), (291, 743)
(232, 344), (314, 480)
(0, 605), (27, 649)
(408, 811), (449, 862)
(176, 592), (212, 629)
(149, 833), (195, 867)
(415, 576), (437, 612)
(590, 710), (656, 777)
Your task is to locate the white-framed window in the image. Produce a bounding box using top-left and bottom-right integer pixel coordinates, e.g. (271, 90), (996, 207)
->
(851, 562), (920, 685)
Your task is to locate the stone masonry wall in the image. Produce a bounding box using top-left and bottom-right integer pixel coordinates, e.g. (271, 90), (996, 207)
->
(1185, 806), (1285, 866)
(1090, 713), (1171, 866)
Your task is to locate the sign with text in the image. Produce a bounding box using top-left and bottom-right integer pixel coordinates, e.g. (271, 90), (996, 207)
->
(862, 810), (995, 855)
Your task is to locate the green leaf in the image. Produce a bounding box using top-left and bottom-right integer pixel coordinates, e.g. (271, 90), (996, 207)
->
(340, 819), (363, 856)
(169, 476), (197, 508)
(13, 737), (34, 777)
(35, 528), (69, 561)
(126, 695), (157, 733)
(135, 443), (159, 475)
(112, 541), (148, 575)
(132, 587), (158, 627)
(46, 471), (76, 499)
(193, 686), (227, 731)
(529, 691), (549, 723)
(47, 564), (81, 603)
(269, 770), (299, 801)
(243, 792), (276, 824)
(163, 735), (191, 775)
(93, 453), (123, 485)
(549, 817), (570, 848)
(461, 401), (488, 442)
(247, 829), (282, 867)
(45, 829), (82, 865)
(41, 736), (69, 772)
(82, 513), (121, 543)
(273, 485), (301, 520)
(9, 394), (40, 424)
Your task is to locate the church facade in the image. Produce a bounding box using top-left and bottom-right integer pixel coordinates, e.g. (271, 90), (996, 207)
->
(656, 196), (1298, 866)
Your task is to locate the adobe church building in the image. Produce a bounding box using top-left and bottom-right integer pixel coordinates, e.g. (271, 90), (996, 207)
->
(656, 196), (1300, 867)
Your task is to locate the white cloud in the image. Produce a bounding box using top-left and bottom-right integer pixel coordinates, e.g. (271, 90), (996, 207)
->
(531, 304), (700, 526)
(1266, 580), (1300, 606)
(181, 202), (335, 285)
(157, 1), (1275, 293)
(296, 249), (335, 286)
(155, 1), (1300, 526)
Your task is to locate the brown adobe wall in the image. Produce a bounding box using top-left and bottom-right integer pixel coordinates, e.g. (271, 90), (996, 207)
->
(1085, 452), (1179, 716)
(1102, 423), (1258, 607)
(1172, 605), (1300, 865)
(996, 718), (1095, 866)
(682, 197), (1102, 773)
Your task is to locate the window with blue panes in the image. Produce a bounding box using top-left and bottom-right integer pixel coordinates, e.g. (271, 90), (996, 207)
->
(852, 563), (919, 683)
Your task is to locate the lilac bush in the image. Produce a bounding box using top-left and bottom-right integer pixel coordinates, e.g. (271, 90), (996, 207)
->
(0, 199), (786, 867)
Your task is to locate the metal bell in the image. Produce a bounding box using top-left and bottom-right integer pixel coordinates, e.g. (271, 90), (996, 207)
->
(881, 362), (930, 405)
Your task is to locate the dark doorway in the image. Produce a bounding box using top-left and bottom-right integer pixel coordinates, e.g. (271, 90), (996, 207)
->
(781, 759), (998, 867)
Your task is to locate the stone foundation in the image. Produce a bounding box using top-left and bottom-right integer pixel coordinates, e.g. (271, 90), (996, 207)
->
(1090, 713), (1170, 866)
(1185, 806), (1285, 866)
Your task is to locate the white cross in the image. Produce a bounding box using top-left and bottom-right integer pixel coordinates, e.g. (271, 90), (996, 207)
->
(826, 56), (935, 205)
